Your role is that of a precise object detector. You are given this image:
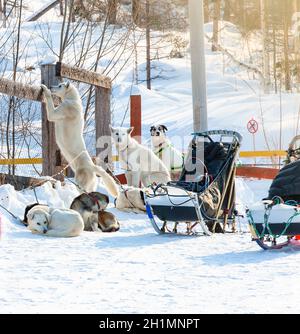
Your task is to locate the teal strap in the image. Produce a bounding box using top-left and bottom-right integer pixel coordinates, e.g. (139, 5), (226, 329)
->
(154, 144), (171, 156)
(155, 144), (184, 171)
(247, 206), (300, 239)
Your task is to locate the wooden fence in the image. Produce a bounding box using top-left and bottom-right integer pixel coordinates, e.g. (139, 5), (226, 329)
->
(0, 62), (112, 179)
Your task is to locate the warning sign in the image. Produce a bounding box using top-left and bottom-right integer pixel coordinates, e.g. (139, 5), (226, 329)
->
(247, 118), (258, 134)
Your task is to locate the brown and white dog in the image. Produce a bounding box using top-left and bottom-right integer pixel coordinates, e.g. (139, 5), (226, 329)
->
(70, 192), (120, 232)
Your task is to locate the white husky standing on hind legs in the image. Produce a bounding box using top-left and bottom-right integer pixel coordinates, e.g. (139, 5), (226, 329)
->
(41, 82), (118, 197)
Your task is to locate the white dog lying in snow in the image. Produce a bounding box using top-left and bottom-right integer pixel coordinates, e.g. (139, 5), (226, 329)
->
(27, 205), (84, 238)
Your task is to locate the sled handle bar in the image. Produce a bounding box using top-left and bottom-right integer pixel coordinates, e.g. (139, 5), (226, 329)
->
(192, 130), (243, 144)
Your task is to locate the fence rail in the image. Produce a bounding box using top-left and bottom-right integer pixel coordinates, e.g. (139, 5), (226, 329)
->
(0, 158), (43, 166)
(0, 151), (287, 166)
(239, 150), (286, 158)
(0, 156), (118, 166)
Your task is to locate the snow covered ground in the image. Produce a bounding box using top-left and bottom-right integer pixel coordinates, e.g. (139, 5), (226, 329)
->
(2, 177), (300, 315)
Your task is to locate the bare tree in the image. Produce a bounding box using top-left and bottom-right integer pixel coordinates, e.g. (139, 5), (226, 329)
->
(146, 0), (151, 90)
(107, 0), (119, 24)
(283, 2), (291, 91)
(294, 0), (300, 89)
(260, 0), (270, 93)
(1, 0), (7, 28)
(59, 0), (75, 62)
(212, 0), (221, 52)
(60, 0), (64, 16)
(132, 0), (140, 25)
(223, 0), (232, 22)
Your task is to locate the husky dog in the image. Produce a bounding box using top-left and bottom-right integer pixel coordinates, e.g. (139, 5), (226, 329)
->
(70, 192), (108, 231)
(98, 211), (120, 232)
(110, 126), (171, 188)
(115, 186), (146, 214)
(150, 125), (183, 175)
(41, 82), (118, 197)
(70, 192), (119, 232)
(27, 205), (84, 238)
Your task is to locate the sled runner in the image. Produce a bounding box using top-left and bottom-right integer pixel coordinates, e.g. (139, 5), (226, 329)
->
(248, 158), (300, 250)
(145, 130), (242, 236)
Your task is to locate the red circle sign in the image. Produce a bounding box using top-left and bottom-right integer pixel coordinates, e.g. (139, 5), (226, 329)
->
(247, 119), (258, 134)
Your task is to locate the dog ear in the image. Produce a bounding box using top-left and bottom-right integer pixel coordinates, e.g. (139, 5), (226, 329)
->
(44, 212), (51, 226)
(160, 125), (168, 132)
(140, 190), (145, 205)
(65, 81), (70, 89)
(109, 125), (115, 133)
(127, 127), (134, 134)
(27, 212), (35, 221)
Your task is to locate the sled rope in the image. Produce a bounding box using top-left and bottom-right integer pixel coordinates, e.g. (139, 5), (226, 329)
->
(0, 202), (19, 220)
(104, 164), (142, 210)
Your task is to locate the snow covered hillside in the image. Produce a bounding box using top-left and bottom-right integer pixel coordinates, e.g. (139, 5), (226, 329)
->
(113, 22), (300, 154)
(1, 1), (299, 164)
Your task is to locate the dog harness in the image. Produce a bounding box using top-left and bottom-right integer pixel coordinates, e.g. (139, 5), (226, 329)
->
(154, 143), (184, 171)
(77, 194), (102, 212)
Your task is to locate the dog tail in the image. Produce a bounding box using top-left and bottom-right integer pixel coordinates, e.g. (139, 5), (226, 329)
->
(94, 165), (119, 198)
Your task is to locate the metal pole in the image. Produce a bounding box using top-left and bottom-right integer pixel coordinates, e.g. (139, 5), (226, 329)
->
(188, 0), (208, 132)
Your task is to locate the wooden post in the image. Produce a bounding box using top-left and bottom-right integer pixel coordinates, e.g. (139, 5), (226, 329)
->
(41, 64), (64, 180)
(95, 87), (112, 169)
(130, 95), (141, 143)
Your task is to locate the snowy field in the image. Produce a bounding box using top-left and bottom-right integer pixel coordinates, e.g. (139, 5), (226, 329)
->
(2, 177), (300, 314)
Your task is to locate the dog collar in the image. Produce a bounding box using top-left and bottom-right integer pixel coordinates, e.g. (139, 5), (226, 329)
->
(171, 166), (183, 171)
(118, 145), (129, 153)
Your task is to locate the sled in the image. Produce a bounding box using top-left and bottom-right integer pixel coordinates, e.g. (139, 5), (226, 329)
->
(145, 130), (242, 236)
(247, 201), (300, 250)
(247, 152), (300, 250)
